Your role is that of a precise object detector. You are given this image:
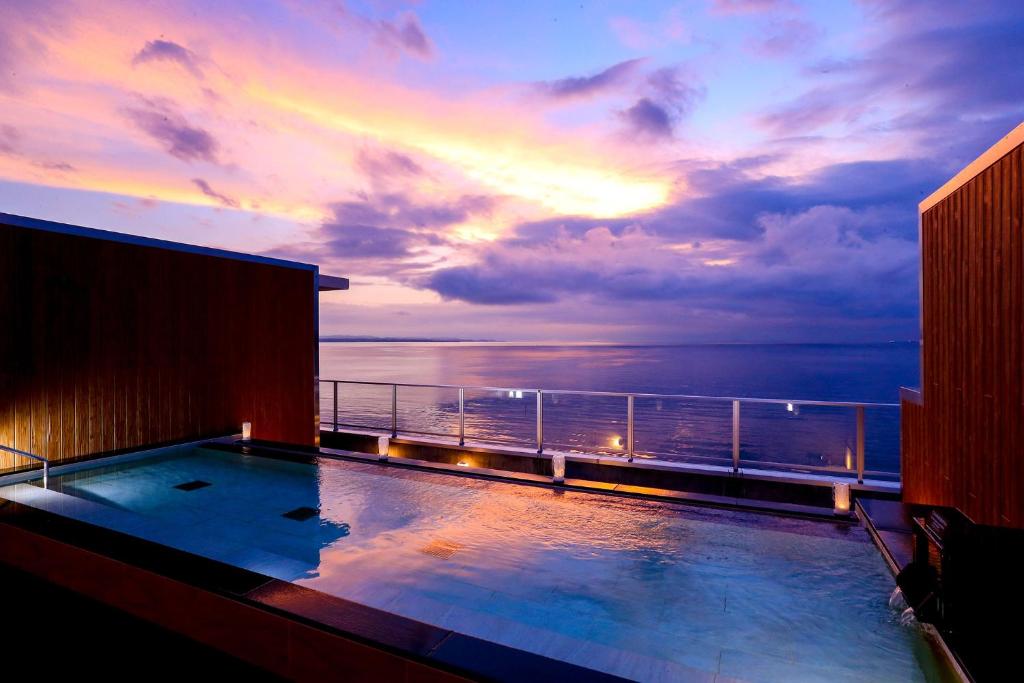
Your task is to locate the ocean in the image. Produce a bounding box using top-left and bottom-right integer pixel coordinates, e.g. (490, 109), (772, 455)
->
(319, 342), (920, 478)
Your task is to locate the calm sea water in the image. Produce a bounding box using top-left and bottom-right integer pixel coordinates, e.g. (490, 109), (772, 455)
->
(319, 343), (920, 477)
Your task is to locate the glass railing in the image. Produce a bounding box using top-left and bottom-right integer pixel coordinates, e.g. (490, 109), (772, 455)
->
(319, 380), (901, 482)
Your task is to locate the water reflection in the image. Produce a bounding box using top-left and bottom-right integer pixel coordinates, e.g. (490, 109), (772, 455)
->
(320, 343), (916, 475)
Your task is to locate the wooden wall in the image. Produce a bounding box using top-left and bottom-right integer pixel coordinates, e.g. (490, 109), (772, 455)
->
(902, 137), (1023, 527)
(0, 218), (318, 471)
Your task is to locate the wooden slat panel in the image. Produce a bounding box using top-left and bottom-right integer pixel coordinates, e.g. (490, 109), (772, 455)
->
(0, 220), (317, 471)
(904, 141), (1024, 528)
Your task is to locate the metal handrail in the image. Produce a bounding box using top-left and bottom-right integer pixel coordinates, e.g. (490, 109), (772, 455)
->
(326, 379), (899, 408)
(321, 379), (900, 483)
(0, 444), (49, 488)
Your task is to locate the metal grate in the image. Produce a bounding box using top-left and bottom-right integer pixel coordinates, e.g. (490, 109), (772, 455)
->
(282, 506), (319, 521)
(173, 480), (211, 491)
(419, 539), (463, 560)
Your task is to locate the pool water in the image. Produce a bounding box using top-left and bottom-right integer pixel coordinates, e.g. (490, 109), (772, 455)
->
(1, 446), (944, 682)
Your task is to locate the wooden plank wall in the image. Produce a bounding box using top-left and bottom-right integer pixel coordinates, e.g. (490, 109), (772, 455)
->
(903, 140), (1023, 527)
(0, 221), (317, 471)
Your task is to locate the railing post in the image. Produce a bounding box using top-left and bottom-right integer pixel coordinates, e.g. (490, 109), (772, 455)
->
(627, 395), (635, 462)
(332, 381), (339, 432)
(536, 390), (543, 454)
(458, 387), (465, 446)
(732, 400), (741, 473)
(856, 405), (865, 484)
(391, 384), (398, 438)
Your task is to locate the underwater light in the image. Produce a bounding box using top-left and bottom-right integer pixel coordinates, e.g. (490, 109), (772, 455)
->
(845, 446), (853, 470)
(241, 421), (251, 441)
(378, 436), (390, 461)
(833, 482), (851, 516)
(610, 435), (624, 449)
(552, 453), (566, 483)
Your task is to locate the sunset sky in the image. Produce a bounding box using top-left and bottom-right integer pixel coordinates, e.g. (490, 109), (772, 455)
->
(2, 0), (1022, 342)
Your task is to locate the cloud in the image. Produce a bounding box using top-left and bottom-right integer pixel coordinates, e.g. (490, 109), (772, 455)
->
(0, 0), (65, 93)
(535, 58), (646, 100)
(295, 2), (434, 60)
(122, 98), (218, 163)
(132, 39), (203, 77)
(271, 191), (496, 274)
(620, 98), (674, 140)
(0, 124), (20, 155)
(711, 0), (793, 15)
(618, 66), (703, 142)
(0, 123), (76, 172)
(191, 178), (238, 208)
(418, 152), (935, 336)
(323, 223), (439, 260)
(375, 11), (433, 60)
(748, 19), (819, 57)
(331, 192), (494, 231)
(757, 0), (1024, 161)
(354, 147), (423, 185)
(422, 206), (917, 323)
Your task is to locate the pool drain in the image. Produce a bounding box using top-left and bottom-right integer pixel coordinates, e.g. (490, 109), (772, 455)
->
(419, 539), (462, 560)
(173, 480), (211, 491)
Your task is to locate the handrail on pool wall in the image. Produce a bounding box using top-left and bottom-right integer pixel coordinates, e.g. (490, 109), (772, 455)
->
(0, 443), (49, 488)
(319, 379), (901, 484)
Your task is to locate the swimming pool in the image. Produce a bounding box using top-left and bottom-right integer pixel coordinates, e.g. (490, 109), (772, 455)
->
(0, 444), (945, 682)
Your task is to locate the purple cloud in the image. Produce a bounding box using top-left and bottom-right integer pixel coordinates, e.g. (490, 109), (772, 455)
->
(748, 19), (819, 57)
(355, 148), (423, 184)
(417, 151), (939, 341)
(192, 178), (237, 208)
(323, 223), (438, 260)
(291, 2), (435, 60)
(422, 206), (918, 327)
(123, 98), (218, 163)
(132, 39), (203, 77)
(535, 58), (646, 99)
(620, 98), (674, 140)
(0, 124), (19, 154)
(711, 0), (793, 14)
(270, 191), (496, 276)
(375, 12), (433, 59)
(618, 66), (703, 142)
(758, 0), (1024, 163)
(0, 123), (76, 172)
(331, 192), (493, 231)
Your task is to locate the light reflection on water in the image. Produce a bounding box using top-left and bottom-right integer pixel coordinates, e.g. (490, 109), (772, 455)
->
(29, 447), (943, 681)
(304, 456), (941, 681)
(320, 342), (918, 476)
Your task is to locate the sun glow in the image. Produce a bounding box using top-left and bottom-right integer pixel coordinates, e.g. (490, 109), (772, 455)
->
(250, 85), (672, 218)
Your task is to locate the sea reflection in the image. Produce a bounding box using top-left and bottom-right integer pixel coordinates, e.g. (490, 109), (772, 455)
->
(319, 343), (918, 475)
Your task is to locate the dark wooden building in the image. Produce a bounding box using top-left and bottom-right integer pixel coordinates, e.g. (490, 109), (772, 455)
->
(902, 122), (1024, 528)
(0, 213), (346, 471)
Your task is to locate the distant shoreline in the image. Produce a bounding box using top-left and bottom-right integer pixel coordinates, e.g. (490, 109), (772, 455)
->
(319, 338), (921, 346)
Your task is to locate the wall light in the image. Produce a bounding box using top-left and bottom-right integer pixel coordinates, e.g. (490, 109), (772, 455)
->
(377, 436), (390, 461)
(241, 422), (252, 441)
(833, 482), (851, 516)
(552, 453), (566, 484)
(457, 460), (469, 467)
